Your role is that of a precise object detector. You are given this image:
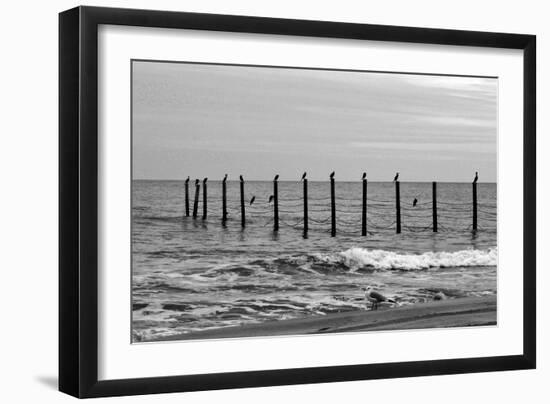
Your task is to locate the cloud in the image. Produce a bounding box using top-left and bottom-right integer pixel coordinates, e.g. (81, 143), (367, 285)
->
(132, 61), (497, 181)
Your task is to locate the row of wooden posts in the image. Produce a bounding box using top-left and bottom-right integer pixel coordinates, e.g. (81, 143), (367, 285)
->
(184, 177), (480, 236)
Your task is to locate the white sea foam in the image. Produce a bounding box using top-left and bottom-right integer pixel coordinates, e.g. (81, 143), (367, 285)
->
(318, 247), (497, 271)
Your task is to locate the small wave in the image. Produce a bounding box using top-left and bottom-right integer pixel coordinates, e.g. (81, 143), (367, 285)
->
(189, 247), (497, 278)
(315, 247), (497, 271)
(133, 215), (183, 223)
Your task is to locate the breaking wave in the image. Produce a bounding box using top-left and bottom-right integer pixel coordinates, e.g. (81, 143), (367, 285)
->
(316, 247), (497, 271)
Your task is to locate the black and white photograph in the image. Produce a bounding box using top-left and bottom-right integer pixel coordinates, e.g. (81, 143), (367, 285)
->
(1, 0), (544, 401)
(131, 60), (498, 343)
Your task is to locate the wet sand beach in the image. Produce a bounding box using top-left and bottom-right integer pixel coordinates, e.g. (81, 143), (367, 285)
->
(148, 296), (496, 342)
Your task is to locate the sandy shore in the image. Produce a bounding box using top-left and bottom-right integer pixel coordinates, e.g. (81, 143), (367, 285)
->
(150, 296), (496, 342)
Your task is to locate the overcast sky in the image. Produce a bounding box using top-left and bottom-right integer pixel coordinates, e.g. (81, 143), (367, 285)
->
(132, 61), (497, 182)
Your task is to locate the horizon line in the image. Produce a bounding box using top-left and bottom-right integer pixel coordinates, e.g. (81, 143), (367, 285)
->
(133, 178), (496, 184)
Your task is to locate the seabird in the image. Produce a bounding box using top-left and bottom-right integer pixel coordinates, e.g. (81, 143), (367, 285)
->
(413, 198), (418, 207)
(393, 172), (399, 182)
(268, 195), (274, 203)
(185, 176), (189, 184)
(473, 171), (478, 184)
(434, 291), (447, 301)
(250, 196), (256, 205)
(223, 174), (227, 183)
(274, 174), (279, 181)
(363, 286), (396, 311)
(203, 177), (208, 183)
(194, 179), (199, 186)
(330, 171), (335, 179)
(301, 172), (307, 180)
(362, 172), (366, 180)
(239, 175), (244, 182)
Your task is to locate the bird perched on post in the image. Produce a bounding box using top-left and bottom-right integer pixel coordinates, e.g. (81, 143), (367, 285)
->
(301, 172), (307, 181)
(249, 196), (256, 205)
(274, 174), (279, 181)
(203, 177), (207, 184)
(363, 286), (396, 311)
(239, 175), (244, 182)
(185, 176), (189, 184)
(268, 195), (274, 203)
(473, 171), (478, 183)
(413, 198), (418, 207)
(362, 172), (366, 180)
(330, 171), (335, 179)
(223, 174), (227, 183)
(195, 179), (199, 186)
(393, 172), (399, 182)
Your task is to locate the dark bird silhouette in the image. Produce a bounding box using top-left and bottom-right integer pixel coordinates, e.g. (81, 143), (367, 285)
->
(362, 172), (366, 180)
(250, 196), (256, 205)
(473, 171), (478, 183)
(301, 172), (307, 181)
(268, 195), (274, 203)
(393, 172), (399, 182)
(223, 174), (227, 183)
(274, 174), (279, 181)
(239, 175), (244, 182)
(194, 179), (199, 186)
(413, 198), (418, 207)
(185, 176), (190, 184)
(330, 171), (335, 179)
(203, 177), (208, 183)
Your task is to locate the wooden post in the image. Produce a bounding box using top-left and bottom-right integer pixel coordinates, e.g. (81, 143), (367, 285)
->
(432, 181), (438, 232)
(202, 179), (207, 220)
(330, 176), (336, 237)
(273, 178), (279, 232)
(192, 181), (200, 218)
(222, 179), (227, 225)
(240, 177), (245, 228)
(473, 182), (478, 232)
(303, 178), (308, 238)
(362, 178), (367, 236)
(184, 178), (189, 217)
(395, 181), (401, 234)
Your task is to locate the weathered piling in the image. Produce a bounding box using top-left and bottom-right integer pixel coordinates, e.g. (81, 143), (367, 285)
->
(273, 176), (279, 231)
(184, 177), (190, 217)
(222, 176), (227, 225)
(330, 173), (336, 237)
(202, 178), (208, 220)
(362, 177), (367, 236)
(303, 178), (308, 238)
(432, 181), (438, 232)
(240, 176), (245, 228)
(472, 182), (478, 232)
(395, 181), (401, 234)
(192, 180), (200, 218)
(182, 173), (485, 236)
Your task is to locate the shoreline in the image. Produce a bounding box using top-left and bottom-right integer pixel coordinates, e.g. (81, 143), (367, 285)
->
(148, 295), (496, 342)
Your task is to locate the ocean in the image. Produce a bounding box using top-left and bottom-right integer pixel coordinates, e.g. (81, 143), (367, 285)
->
(132, 180), (497, 342)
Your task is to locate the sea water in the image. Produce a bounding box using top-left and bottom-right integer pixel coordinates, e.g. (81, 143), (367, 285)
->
(132, 180), (497, 341)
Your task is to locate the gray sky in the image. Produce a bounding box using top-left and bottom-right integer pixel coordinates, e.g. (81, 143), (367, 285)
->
(132, 61), (497, 182)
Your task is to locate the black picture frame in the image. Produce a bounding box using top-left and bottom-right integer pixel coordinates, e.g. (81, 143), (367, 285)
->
(59, 6), (536, 398)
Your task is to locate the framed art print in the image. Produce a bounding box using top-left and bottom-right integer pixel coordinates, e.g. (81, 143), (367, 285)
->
(59, 6), (536, 398)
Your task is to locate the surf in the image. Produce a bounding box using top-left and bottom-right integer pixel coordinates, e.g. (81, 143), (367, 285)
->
(315, 247), (497, 271)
